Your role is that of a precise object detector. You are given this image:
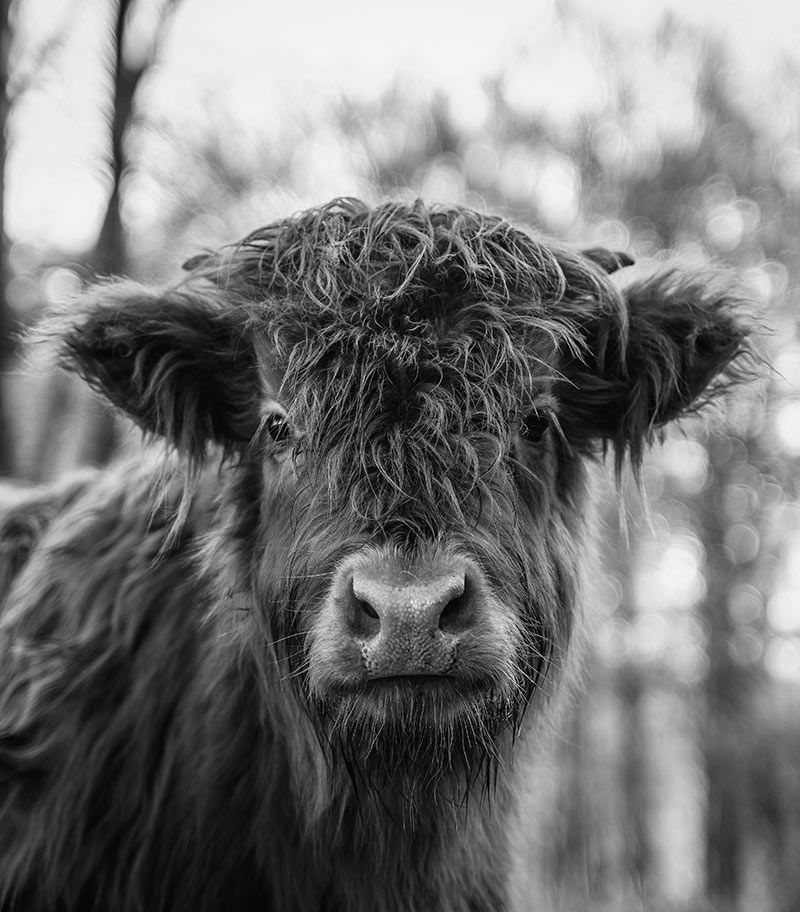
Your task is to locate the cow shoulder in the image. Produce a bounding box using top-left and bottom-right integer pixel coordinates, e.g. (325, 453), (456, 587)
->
(0, 453), (218, 639)
(0, 454), (224, 904)
(0, 470), (98, 607)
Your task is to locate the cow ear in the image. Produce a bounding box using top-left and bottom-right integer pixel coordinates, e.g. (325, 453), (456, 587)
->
(47, 280), (261, 460)
(556, 270), (753, 467)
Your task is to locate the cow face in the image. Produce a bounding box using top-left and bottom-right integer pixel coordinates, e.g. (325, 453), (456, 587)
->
(53, 199), (750, 788)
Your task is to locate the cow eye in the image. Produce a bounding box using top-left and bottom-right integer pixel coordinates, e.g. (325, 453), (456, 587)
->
(519, 411), (551, 444)
(265, 412), (292, 443)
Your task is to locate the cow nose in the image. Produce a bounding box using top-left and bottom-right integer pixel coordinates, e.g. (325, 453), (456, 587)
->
(347, 567), (474, 678)
(352, 571), (468, 634)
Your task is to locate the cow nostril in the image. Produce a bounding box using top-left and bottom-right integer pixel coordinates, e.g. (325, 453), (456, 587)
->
(357, 597), (379, 621)
(438, 579), (472, 634)
(348, 586), (381, 639)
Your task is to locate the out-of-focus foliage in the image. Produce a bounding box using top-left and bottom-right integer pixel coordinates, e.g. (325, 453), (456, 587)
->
(2, 4), (800, 910)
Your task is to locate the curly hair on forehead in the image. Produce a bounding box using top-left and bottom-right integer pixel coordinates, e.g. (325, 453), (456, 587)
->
(187, 200), (631, 527)
(188, 196), (621, 328)
(185, 198), (752, 479)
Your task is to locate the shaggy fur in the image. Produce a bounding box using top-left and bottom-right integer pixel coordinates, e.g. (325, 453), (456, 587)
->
(0, 198), (752, 911)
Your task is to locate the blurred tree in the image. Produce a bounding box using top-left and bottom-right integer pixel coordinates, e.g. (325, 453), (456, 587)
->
(21, 0), (180, 478)
(75, 0), (179, 467)
(619, 38), (796, 905)
(0, 0), (13, 476)
(95, 0), (178, 274)
(616, 555), (652, 897)
(698, 436), (754, 905)
(1, 0), (83, 479)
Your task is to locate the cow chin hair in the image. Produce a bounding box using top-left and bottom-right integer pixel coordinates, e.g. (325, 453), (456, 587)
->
(308, 683), (518, 827)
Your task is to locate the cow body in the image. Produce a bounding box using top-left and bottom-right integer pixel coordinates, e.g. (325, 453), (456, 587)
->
(0, 199), (750, 911)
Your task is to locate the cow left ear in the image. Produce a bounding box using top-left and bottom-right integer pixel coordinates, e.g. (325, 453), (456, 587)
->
(47, 279), (261, 461)
(556, 270), (753, 464)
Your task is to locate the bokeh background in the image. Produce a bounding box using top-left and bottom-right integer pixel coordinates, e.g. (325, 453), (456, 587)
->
(1, 0), (799, 909)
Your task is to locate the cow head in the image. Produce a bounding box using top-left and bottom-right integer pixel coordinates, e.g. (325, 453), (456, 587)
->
(52, 198), (751, 798)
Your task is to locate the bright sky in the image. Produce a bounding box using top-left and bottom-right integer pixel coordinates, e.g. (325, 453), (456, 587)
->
(165, 0), (800, 92)
(7, 0), (800, 251)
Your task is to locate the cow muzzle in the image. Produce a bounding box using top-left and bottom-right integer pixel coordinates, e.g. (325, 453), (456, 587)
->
(308, 544), (507, 692)
(347, 561), (473, 677)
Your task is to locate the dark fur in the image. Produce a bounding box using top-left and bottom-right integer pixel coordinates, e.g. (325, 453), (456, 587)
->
(0, 199), (752, 911)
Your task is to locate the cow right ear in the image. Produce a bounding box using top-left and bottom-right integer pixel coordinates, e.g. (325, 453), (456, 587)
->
(48, 280), (261, 460)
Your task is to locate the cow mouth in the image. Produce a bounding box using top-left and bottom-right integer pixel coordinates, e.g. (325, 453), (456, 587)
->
(363, 673), (458, 691)
(353, 670), (492, 696)
(316, 673), (514, 734)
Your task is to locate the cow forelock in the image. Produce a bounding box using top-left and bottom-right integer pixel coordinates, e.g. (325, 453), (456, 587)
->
(284, 335), (531, 526)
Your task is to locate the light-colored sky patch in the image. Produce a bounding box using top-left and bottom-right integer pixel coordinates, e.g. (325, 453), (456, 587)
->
(6, 0), (800, 250)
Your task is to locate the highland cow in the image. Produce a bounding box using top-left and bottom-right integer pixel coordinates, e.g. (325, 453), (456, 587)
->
(0, 198), (750, 912)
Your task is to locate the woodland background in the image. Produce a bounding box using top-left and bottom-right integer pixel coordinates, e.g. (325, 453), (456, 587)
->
(1, 1), (799, 910)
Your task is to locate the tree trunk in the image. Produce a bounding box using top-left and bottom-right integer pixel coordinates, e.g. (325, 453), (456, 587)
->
(0, 0), (16, 476)
(700, 433), (754, 908)
(94, 0), (138, 278)
(74, 0), (145, 469)
(618, 659), (650, 894)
